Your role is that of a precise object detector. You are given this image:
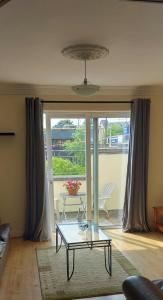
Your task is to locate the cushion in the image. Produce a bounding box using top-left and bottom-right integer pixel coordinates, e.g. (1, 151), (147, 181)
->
(0, 224), (11, 242)
(123, 276), (163, 300)
(0, 241), (6, 258)
(153, 280), (163, 292)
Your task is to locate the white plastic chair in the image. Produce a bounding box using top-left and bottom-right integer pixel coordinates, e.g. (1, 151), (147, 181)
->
(98, 183), (116, 217)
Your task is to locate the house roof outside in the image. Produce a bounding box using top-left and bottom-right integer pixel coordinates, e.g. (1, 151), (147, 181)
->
(51, 128), (75, 140)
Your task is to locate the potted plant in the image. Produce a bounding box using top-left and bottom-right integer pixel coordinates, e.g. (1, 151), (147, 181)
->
(63, 180), (82, 196)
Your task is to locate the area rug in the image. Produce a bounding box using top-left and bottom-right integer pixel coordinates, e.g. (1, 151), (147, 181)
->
(36, 246), (139, 300)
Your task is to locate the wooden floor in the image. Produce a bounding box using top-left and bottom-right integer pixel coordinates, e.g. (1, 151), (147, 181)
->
(0, 229), (163, 300)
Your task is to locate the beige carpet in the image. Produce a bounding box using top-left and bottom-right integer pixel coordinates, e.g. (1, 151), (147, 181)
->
(36, 246), (139, 300)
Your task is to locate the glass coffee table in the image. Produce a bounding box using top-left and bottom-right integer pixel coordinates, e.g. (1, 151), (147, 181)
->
(56, 221), (112, 280)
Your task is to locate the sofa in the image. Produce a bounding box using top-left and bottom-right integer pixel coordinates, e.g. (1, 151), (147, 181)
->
(0, 223), (11, 279)
(123, 275), (163, 300)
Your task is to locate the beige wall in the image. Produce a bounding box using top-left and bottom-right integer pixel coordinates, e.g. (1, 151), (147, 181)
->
(0, 93), (163, 236)
(0, 96), (26, 236)
(147, 97), (163, 223)
(98, 153), (128, 209)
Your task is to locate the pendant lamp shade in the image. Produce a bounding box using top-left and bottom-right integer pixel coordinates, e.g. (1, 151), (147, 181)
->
(62, 44), (109, 96)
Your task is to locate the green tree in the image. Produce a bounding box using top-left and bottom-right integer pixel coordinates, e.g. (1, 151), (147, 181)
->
(52, 157), (85, 175)
(64, 128), (86, 167)
(53, 119), (74, 128)
(107, 124), (123, 136)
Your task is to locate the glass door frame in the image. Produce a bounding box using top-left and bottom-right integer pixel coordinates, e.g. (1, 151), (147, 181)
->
(45, 110), (130, 226)
(46, 111), (93, 221)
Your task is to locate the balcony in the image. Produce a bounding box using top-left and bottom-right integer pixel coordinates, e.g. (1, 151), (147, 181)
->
(49, 149), (127, 227)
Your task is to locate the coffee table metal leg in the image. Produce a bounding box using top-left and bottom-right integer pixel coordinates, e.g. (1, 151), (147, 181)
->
(56, 227), (58, 252)
(66, 249), (75, 280)
(56, 228), (62, 253)
(104, 245), (112, 276)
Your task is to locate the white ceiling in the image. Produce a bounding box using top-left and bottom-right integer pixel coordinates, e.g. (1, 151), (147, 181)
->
(1, 0), (163, 87)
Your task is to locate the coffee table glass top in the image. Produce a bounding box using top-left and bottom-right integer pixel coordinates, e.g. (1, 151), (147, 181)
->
(56, 222), (111, 244)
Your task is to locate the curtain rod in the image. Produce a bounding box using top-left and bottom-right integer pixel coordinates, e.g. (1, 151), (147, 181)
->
(41, 100), (133, 104)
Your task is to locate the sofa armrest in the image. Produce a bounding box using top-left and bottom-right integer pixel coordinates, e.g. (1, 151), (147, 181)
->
(122, 276), (163, 300)
(0, 224), (11, 242)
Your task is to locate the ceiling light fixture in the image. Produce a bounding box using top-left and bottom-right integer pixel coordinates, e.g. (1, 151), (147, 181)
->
(62, 44), (109, 96)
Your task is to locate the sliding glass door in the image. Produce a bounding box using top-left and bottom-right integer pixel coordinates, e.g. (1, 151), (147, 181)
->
(44, 114), (91, 224)
(91, 115), (130, 227)
(44, 111), (130, 228)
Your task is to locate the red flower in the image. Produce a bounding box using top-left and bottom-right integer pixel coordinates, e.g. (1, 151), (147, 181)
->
(63, 180), (82, 193)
